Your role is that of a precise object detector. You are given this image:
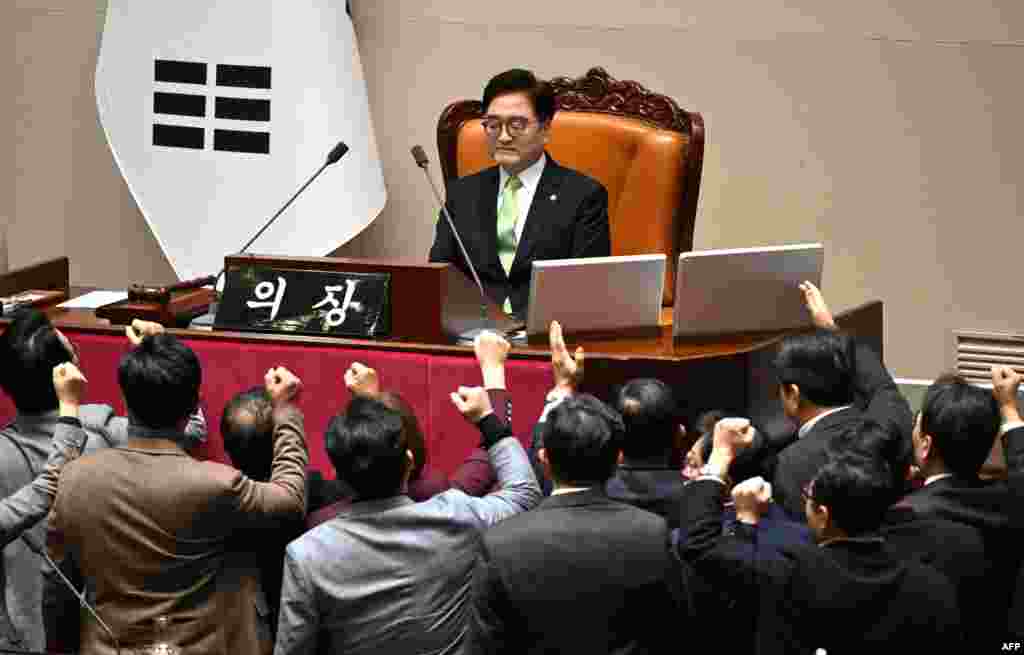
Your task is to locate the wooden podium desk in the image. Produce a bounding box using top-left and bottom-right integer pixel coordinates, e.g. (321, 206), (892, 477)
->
(0, 259), (884, 478)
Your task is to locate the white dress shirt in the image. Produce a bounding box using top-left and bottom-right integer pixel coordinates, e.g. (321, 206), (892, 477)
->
(498, 153), (547, 245)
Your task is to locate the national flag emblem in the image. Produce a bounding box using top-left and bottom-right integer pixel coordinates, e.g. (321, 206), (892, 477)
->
(96, 1), (387, 280)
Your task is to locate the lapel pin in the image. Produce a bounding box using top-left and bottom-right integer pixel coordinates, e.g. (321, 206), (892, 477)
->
(549, 194), (557, 202)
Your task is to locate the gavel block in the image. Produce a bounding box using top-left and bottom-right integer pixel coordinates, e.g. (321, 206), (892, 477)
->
(96, 287), (217, 327)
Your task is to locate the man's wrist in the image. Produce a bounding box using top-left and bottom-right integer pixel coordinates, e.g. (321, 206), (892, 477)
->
(706, 450), (734, 477)
(1000, 406), (1022, 425)
(58, 401), (80, 418)
(477, 413), (510, 449)
(481, 366), (506, 390)
(735, 511), (761, 526)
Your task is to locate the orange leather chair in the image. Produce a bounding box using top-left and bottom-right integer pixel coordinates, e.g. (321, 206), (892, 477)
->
(437, 68), (704, 306)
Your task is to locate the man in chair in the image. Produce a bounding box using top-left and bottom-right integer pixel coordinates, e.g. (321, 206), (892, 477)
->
(428, 68), (611, 316)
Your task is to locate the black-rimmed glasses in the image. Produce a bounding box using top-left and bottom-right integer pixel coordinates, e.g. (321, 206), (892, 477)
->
(480, 116), (536, 137)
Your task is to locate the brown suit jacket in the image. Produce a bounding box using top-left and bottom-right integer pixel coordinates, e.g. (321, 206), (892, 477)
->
(48, 406), (307, 655)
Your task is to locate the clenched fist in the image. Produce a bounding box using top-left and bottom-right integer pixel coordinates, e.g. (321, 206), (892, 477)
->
(126, 319), (165, 346)
(344, 362), (380, 398)
(265, 366), (302, 406)
(53, 362), (88, 414)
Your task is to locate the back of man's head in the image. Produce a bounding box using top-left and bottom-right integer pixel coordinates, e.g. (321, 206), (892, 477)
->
(543, 394), (624, 486)
(0, 309), (73, 414)
(118, 333), (201, 431)
(775, 329), (856, 408)
(827, 419), (912, 500)
(920, 374), (1001, 479)
(810, 453), (893, 537)
(222, 386), (274, 481)
(325, 396), (408, 500)
(615, 378), (679, 460)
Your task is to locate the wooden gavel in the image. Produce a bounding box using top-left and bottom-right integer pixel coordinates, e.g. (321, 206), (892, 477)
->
(128, 275), (217, 304)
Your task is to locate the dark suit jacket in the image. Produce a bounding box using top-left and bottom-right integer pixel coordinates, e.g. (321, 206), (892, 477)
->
(887, 425), (1024, 641)
(678, 479), (962, 655)
(605, 457), (687, 530)
(756, 340), (913, 520)
(428, 155), (611, 315)
(468, 488), (684, 655)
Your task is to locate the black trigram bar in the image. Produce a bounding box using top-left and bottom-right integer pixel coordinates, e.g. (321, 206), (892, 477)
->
(214, 129), (270, 154)
(215, 97), (271, 121)
(154, 60), (207, 85)
(153, 92), (206, 117)
(216, 65), (272, 89)
(153, 124), (204, 150)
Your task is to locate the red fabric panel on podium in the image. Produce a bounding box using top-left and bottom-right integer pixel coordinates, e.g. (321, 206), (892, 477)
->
(0, 330), (551, 478)
(424, 355), (550, 474)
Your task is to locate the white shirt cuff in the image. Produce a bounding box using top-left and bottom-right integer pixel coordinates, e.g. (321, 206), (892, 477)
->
(1000, 420), (1024, 435)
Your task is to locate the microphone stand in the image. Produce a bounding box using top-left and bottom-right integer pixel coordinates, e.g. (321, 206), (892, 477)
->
(196, 142), (350, 326)
(411, 146), (495, 343)
(20, 534), (121, 655)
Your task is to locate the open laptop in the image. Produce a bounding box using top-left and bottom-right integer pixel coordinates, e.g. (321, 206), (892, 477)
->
(672, 243), (824, 337)
(526, 254), (666, 336)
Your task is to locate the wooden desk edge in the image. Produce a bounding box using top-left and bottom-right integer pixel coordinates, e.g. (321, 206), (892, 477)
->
(4, 299), (882, 364)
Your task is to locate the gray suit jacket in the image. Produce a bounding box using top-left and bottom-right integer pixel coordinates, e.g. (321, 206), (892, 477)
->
(0, 405), (126, 650)
(274, 432), (541, 655)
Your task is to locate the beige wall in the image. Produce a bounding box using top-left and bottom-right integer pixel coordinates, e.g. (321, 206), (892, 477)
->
(5, 1), (1024, 379)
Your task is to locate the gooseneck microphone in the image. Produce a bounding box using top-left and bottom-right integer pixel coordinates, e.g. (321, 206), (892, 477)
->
(20, 532), (122, 655)
(410, 145), (494, 342)
(236, 140), (350, 256)
(207, 139), (350, 304)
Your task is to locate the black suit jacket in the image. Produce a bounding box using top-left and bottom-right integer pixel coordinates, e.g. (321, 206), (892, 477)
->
(757, 339), (913, 520)
(678, 479), (962, 655)
(428, 155), (611, 315)
(468, 488), (684, 655)
(605, 458), (687, 530)
(888, 425), (1024, 641)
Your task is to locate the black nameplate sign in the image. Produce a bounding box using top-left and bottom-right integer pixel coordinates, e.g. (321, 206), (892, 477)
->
(215, 266), (390, 337)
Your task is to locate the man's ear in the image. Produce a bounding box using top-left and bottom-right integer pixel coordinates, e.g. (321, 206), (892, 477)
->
(617, 450), (624, 465)
(538, 447), (554, 481)
(918, 432), (933, 463)
(817, 502), (832, 529)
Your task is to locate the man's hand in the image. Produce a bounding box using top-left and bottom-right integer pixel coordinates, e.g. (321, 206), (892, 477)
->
(53, 362), (87, 417)
(475, 331), (509, 389)
(712, 417), (756, 455)
(706, 418), (755, 478)
(344, 362), (380, 398)
(125, 319), (165, 346)
(732, 477), (773, 525)
(550, 321), (584, 391)
(799, 281), (836, 330)
(450, 385), (494, 424)
(265, 366), (302, 407)
(992, 365), (1023, 424)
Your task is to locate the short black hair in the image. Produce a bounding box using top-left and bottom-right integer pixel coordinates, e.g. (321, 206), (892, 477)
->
(221, 386), (274, 481)
(826, 419), (911, 502)
(775, 329), (856, 408)
(118, 333), (201, 430)
(325, 396), (408, 500)
(542, 394), (624, 485)
(920, 374), (1001, 479)
(810, 453), (893, 536)
(615, 378), (679, 459)
(0, 309), (74, 414)
(482, 69), (556, 124)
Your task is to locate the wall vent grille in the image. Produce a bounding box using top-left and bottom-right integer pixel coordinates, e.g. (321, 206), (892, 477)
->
(951, 330), (1024, 385)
